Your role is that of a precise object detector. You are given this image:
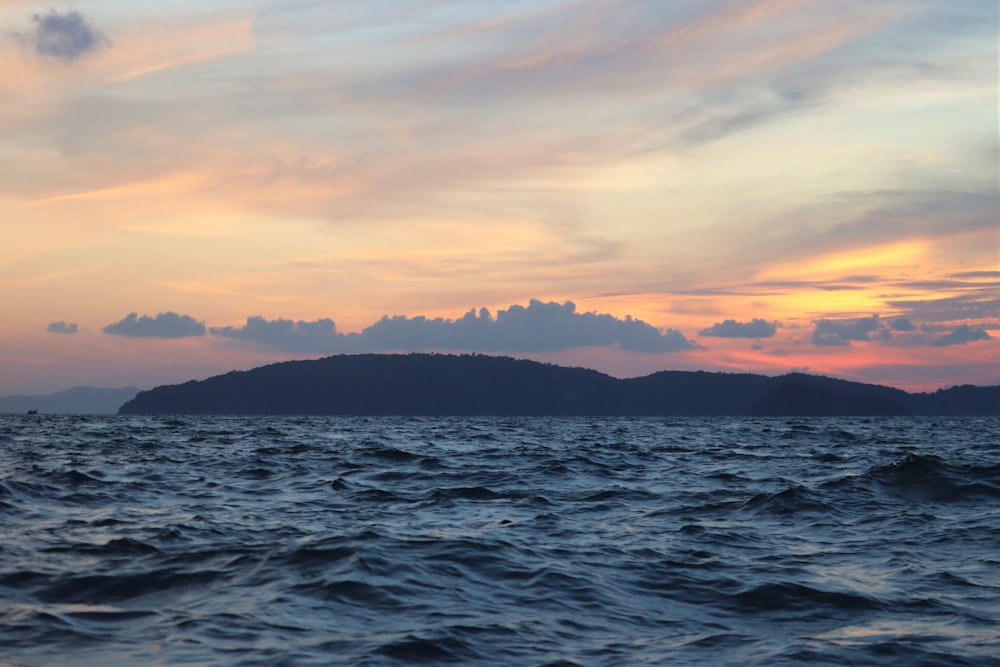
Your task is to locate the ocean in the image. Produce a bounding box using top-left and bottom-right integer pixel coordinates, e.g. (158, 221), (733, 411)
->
(1, 415), (998, 666)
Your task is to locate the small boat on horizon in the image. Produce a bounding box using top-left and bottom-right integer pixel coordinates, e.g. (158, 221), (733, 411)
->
(26, 409), (38, 415)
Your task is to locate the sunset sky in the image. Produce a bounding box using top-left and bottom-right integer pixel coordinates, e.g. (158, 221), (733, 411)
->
(2, 0), (997, 397)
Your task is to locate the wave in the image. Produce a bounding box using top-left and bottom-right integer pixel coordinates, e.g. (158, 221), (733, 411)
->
(738, 485), (840, 517)
(724, 581), (883, 614)
(864, 453), (1000, 502)
(1, 415), (997, 666)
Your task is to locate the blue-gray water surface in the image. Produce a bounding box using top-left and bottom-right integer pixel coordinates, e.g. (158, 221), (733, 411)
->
(1, 415), (998, 666)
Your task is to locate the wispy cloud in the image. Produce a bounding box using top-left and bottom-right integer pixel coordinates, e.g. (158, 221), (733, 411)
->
(107, 14), (255, 82)
(3, 1), (996, 396)
(886, 294), (1000, 327)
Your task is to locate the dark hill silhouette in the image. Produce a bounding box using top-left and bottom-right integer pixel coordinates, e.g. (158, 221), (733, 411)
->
(746, 375), (911, 416)
(117, 354), (1000, 416)
(120, 354), (617, 416)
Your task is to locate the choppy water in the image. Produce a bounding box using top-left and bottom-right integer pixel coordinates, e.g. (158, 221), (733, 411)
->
(1, 416), (998, 666)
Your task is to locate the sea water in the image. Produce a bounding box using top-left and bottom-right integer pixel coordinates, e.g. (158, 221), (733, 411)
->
(1, 415), (998, 666)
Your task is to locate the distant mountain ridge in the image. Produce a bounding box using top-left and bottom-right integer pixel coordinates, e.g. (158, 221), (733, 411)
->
(0, 386), (141, 414)
(118, 354), (1000, 416)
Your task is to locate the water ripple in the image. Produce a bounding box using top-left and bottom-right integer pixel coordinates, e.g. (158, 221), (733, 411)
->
(0, 415), (998, 665)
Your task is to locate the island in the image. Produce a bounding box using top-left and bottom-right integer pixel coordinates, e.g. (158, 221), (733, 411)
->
(116, 353), (999, 416)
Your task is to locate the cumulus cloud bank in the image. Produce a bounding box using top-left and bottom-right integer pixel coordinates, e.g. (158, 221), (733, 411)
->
(812, 314), (889, 346)
(211, 300), (700, 354)
(46, 321), (78, 334)
(698, 318), (776, 338)
(103, 312), (206, 338)
(930, 324), (992, 347)
(19, 9), (110, 63)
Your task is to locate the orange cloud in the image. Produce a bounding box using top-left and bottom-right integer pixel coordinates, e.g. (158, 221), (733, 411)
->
(760, 240), (930, 282)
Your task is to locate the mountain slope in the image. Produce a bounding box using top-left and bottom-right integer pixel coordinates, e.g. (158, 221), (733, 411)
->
(0, 386), (141, 414)
(117, 354), (1000, 416)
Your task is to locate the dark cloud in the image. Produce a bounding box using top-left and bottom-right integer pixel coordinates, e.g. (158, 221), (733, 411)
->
(698, 318), (776, 339)
(752, 279), (871, 293)
(812, 314), (889, 346)
(949, 271), (1000, 280)
(210, 317), (346, 353)
(19, 9), (110, 64)
(46, 321), (78, 334)
(886, 288), (1000, 330)
(210, 300), (700, 354)
(103, 312), (206, 338)
(891, 318), (916, 332)
(930, 325), (992, 347)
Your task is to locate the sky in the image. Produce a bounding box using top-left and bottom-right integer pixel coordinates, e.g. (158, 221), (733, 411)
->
(1, 0), (997, 396)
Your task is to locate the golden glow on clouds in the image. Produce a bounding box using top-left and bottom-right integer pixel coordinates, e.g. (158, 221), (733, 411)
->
(1, 0), (996, 394)
(761, 241), (930, 282)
